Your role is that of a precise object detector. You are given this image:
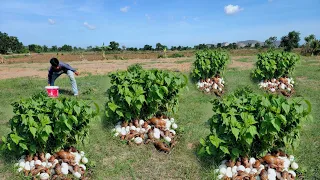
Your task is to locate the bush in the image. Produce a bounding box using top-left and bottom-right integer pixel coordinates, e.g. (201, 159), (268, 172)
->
(168, 53), (184, 58)
(191, 49), (229, 81)
(1, 92), (99, 156)
(106, 64), (188, 123)
(198, 87), (312, 161)
(252, 51), (300, 81)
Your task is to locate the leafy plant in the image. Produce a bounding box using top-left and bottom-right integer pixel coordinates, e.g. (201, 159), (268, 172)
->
(252, 51), (300, 81)
(106, 64), (188, 123)
(198, 87), (312, 161)
(1, 92), (99, 156)
(191, 49), (229, 81)
(169, 53), (184, 58)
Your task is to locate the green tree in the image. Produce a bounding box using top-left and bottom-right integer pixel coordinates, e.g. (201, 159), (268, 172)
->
(43, 45), (48, 52)
(143, 44), (153, 51)
(254, 42), (261, 49)
(264, 36), (277, 49)
(28, 44), (43, 53)
(302, 34), (320, 56)
(156, 43), (164, 51)
(0, 32), (24, 54)
(280, 31), (301, 52)
(109, 41), (120, 51)
(51, 45), (57, 52)
(60, 44), (73, 51)
(217, 43), (222, 48)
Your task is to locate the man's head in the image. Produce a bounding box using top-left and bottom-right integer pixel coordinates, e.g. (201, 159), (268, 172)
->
(50, 58), (60, 70)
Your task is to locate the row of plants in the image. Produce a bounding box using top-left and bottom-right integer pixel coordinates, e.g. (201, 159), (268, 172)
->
(1, 92), (99, 179)
(191, 50), (229, 96)
(106, 64), (188, 152)
(191, 49), (301, 97)
(198, 87), (312, 179)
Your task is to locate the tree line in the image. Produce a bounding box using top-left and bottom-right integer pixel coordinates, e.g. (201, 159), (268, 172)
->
(0, 31), (319, 56)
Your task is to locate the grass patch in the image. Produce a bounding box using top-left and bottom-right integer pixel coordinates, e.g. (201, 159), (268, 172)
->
(0, 56), (319, 179)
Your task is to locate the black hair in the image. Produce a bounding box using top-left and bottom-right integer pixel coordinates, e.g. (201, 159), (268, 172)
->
(50, 58), (59, 67)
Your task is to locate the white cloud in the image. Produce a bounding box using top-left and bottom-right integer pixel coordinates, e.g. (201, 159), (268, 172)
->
(120, 6), (130, 13)
(145, 14), (151, 20)
(193, 17), (199, 21)
(83, 22), (96, 30)
(48, 18), (55, 25)
(224, 4), (243, 15)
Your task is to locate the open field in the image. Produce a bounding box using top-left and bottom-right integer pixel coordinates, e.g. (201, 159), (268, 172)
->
(0, 55), (319, 179)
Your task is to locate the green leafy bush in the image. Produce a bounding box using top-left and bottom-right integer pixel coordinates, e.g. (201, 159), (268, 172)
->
(106, 64), (188, 123)
(198, 87), (312, 161)
(168, 53), (184, 58)
(1, 92), (99, 156)
(252, 51), (300, 81)
(191, 49), (229, 80)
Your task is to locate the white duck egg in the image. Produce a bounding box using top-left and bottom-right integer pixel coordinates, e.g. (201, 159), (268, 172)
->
(82, 157), (88, 164)
(164, 136), (171, 142)
(291, 162), (298, 170)
(139, 120), (145, 126)
(171, 123), (178, 129)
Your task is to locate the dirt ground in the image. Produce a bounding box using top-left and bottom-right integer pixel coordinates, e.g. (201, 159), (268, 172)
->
(0, 57), (254, 80)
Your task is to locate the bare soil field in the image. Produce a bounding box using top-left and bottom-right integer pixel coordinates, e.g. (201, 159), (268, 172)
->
(0, 56), (255, 80)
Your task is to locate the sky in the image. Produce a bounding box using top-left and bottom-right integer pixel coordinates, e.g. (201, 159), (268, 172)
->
(0, 0), (319, 48)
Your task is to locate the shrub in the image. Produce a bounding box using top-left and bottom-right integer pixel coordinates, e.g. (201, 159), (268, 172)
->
(1, 92), (99, 156)
(191, 49), (229, 81)
(106, 64), (188, 123)
(198, 87), (312, 161)
(252, 51), (300, 81)
(169, 53), (184, 58)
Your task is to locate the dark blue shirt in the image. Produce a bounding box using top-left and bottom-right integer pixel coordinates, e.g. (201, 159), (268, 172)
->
(48, 61), (76, 84)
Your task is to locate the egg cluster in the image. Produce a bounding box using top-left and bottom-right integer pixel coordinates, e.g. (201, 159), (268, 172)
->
(258, 77), (295, 96)
(112, 117), (178, 153)
(15, 147), (89, 180)
(196, 77), (225, 96)
(215, 153), (299, 180)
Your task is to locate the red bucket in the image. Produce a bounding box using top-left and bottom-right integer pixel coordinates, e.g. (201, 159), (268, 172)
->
(45, 86), (59, 98)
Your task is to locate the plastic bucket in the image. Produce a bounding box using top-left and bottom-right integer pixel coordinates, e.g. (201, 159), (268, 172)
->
(45, 86), (59, 98)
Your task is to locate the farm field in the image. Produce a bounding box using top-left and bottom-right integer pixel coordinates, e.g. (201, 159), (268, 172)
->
(0, 55), (319, 179)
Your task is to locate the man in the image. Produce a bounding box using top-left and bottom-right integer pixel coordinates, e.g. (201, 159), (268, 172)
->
(48, 58), (80, 96)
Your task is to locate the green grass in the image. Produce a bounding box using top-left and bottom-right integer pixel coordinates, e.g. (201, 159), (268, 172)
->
(0, 56), (319, 179)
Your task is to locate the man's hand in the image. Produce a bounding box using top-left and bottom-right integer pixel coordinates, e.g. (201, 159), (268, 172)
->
(48, 84), (51, 86)
(75, 71), (80, 76)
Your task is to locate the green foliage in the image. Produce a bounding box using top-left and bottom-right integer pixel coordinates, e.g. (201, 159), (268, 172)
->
(264, 36), (278, 49)
(302, 34), (320, 56)
(280, 31), (301, 52)
(191, 49), (230, 80)
(168, 53), (184, 58)
(198, 87), (312, 161)
(0, 32), (24, 54)
(252, 51), (300, 81)
(106, 64), (188, 123)
(1, 92), (99, 156)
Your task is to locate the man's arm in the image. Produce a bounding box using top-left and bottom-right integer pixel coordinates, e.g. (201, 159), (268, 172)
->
(60, 62), (76, 72)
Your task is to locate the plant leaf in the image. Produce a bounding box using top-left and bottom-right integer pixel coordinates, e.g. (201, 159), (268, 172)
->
(30, 127), (37, 138)
(231, 128), (240, 140)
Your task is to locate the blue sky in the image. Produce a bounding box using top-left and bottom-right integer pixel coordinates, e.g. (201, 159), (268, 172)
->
(0, 0), (319, 48)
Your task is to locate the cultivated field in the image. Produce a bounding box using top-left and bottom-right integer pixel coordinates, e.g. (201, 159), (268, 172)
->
(0, 54), (319, 179)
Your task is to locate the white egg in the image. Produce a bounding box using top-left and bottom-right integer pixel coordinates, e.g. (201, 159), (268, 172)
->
(164, 136), (171, 142)
(270, 88), (276, 92)
(284, 159), (291, 169)
(115, 127), (122, 133)
(45, 153), (51, 160)
(237, 165), (245, 172)
(140, 128), (146, 133)
(125, 126), (130, 132)
(154, 132), (160, 139)
(139, 120), (144, 126)
(172, 123), (178, 129)
(130, 126), (136, 131)
(289, 155), (294, 162)
(219, 164), (227, 170)
(288, 170), (296, 177)
(24, 162), (31, 171)
(17, 167), (23, 172)
(170, 118), (174, 122)
(245, 168), (251, 174)
(61, 162), (69, 168)
(134, 137), (143, 144)
(19, 162), (25, 168)
(80, 151), (85, 157)
(46, 162), (52, 168)
(82, 157), (88, 164)
(166, 120), (172, 130)
(136, 128), (141, 133)
(73, 171), (81, 179)
(61, 167), (69, 175)
(169, 130), (176, 135)
(250, 168), (257, 174)
(213, 84), (218, 89)
(18, 159), (25, 163)
(226, 167), (232, 177)
(219, 167), (227, 175)
(79, 164), (86, 171)
(35, 160), (42, 165)
(232, 166), (238, 175)
(40, 172), (50, 180)
(291, 162), (298, 170)
(287, 88), (291, 92)
(121, 129), (127, 136)
(41, 162), (47, 167)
